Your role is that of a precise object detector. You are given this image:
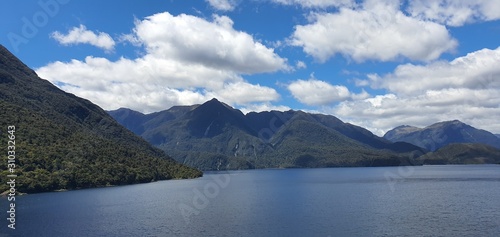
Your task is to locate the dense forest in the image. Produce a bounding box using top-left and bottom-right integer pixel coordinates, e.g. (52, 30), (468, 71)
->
(0, 45), (201, 194)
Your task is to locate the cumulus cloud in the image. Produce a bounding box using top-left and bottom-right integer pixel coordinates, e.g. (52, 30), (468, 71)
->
(38, 13), (289, 113)
(288, 78), (368, 106)
(206, 0), (237, 11)
(128, 13), (289, 74)
(370, 47), (500, 96)
(207, 81), (281, 105)
(51, 25), (115, 51)
(290, 1), (457, 62)
(407, 0), (500, 26)
(331, 47), (500, 135)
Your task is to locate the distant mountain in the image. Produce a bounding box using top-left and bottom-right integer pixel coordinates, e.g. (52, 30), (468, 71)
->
(0, 45), (201, 193)
(109, 99), (425, 170)
(108, 105), (197, 135)
(496, 134), (500, 138)
(418, 143), (500, 165)
(383, 125), (422, 141)
(384, 120), (500, 151)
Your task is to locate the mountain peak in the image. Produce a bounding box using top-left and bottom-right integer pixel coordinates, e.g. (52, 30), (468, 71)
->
(427, 120), (469, 130)
(184, 98), (254, 138)
(433, 119), (463, 126)
(208, 97), (219, 102)
(384, 125), (421, 141)
(204, 97), (233, 110)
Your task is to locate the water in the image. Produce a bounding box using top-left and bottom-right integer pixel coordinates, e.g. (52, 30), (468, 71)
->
(1, 165), (500, 237)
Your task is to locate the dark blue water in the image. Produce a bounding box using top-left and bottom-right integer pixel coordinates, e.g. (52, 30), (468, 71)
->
(2, 165), (500, 237)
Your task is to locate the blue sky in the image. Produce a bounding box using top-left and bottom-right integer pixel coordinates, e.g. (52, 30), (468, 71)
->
(1, 0), (500, 135)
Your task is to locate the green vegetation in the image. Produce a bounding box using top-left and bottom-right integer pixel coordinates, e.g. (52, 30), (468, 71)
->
(0, 45), (201, 194)
(418, 143), (500, 165)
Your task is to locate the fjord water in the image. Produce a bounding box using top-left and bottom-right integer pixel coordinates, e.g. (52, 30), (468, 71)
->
(2, 165), (500, 237)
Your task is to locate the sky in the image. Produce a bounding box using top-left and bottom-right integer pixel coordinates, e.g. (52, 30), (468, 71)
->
(1, 0), (500, 135)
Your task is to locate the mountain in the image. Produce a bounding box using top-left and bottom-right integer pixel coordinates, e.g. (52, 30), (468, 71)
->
(418, 143), (500, 165)
(0, 45), (201, 193)
(496, 134), (500, 138)
(384, 120), (500, 151)
(108, 105), (197, 135)
(109, 99), (426, 170)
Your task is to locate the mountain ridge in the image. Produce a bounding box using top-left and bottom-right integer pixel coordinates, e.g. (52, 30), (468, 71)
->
(109, 98), (426, 170)
(384, 120), (500, 151)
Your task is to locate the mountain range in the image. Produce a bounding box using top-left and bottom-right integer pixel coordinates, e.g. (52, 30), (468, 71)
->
(384, 120), (500, 151)
(111, 101), (500, 168)
(109, 98), (426, 170)
(0, 45), (201, 194)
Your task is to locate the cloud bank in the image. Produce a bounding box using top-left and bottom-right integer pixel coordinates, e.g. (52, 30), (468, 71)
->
(38, 13), (289, 113)
(333, 47), (500, 135)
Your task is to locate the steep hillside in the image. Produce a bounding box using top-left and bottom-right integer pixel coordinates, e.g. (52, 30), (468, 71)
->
(0, 45), (201, 193)
(384, 120), (500, 151)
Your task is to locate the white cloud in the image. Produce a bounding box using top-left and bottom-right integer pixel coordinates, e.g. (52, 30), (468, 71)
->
(206, 0), (237, 11)
(207, 81), (281, 105)
(330, 47), (500, 135)
(271, 0), (355, 8)
(288, 78), (368, 106)
(371, 47), (500, 96)
(407, 0), (500, 26)
(129, 13), (289, 74)
(290, 1), (457, 62)
(51, 25), (115, 51)
(37, 13), (288, 113)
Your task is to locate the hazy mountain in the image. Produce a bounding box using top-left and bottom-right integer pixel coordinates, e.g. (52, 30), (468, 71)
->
(108, 105), (197, 135)
(0, 45), (201, 193)
(109, 99), (425, 170)
(384, 120), (500, 151)
(418, 143), (500, 165)
(383, 125), (422, 141)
